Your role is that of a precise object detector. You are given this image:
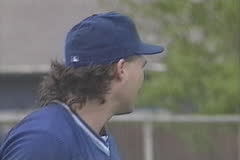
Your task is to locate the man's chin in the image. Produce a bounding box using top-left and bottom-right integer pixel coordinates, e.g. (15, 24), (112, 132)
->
(114, 108), (134, 116)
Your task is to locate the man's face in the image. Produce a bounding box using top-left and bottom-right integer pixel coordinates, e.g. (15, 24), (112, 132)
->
(113, 56), (147, 115)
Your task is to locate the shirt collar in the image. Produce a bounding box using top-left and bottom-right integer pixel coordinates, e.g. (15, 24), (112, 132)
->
(53, 100), (110, 156)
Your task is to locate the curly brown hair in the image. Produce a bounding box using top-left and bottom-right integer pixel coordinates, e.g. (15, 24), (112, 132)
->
(39, 56), (137, 108)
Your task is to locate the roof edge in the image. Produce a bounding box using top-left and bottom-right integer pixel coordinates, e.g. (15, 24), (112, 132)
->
(0, 64), (50, 74)
(0, 63), (167, 74)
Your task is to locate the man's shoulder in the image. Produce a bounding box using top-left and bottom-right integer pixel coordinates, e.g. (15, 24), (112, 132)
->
(17, 103), (71, 131)
(0, 126), (71, 160)
(5, 103), (76, 143)
(0, 103), (79, 159)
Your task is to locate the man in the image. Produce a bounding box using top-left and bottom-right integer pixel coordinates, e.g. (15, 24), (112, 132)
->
(0, 12), (164, 160)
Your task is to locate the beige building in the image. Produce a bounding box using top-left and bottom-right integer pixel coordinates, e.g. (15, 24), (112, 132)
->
(0, 0), (107, 73)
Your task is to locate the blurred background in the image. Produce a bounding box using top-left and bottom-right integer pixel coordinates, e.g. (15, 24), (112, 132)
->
(0, 0), (239, 160)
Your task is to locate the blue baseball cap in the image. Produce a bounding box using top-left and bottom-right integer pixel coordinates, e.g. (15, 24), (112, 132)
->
(64, 12), (164, 67)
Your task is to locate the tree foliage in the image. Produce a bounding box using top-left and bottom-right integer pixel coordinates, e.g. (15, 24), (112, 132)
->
(102, 0), (240, 114)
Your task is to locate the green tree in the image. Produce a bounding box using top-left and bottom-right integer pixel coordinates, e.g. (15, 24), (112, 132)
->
(102, 0), (240, 114)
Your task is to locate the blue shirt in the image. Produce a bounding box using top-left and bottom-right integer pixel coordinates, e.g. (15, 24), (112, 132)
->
(0, 102), (121, 160)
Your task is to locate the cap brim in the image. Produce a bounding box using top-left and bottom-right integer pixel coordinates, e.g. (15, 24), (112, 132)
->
(135, 42), (164, 55)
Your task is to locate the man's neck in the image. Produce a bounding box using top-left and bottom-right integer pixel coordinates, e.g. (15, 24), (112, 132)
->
(73, 101), (114, 136)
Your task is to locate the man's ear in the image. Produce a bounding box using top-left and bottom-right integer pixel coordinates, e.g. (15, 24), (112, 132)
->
(115, 59), (126, 81)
